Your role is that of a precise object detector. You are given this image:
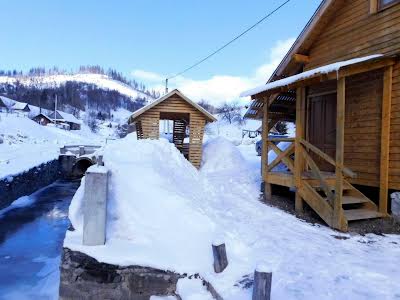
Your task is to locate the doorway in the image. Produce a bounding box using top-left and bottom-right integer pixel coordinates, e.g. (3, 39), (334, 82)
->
(307, 92), (337, 172)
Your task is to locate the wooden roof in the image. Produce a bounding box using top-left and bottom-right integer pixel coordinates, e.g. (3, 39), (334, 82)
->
(129, 89), (217, 123)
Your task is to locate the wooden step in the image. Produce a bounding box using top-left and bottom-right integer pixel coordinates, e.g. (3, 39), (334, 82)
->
(342, 195), (369, 205)
(343, 209), (383, 221)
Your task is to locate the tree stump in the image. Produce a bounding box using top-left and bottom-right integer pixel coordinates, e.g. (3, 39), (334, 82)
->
(252, 270), (272, 300)
(212, 243), (228, 273)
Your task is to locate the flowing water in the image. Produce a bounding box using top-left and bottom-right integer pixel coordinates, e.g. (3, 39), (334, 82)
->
(0, 180), (80, 300)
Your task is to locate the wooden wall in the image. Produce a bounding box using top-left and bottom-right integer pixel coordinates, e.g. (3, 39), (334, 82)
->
(134, 94), (207, 168)
(303, 0), (400, 188)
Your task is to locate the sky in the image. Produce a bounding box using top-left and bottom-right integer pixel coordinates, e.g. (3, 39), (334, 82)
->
(0, 0), (321, 105)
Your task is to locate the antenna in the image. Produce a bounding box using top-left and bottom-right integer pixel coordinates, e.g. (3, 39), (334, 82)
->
(165, 78), (169, 94)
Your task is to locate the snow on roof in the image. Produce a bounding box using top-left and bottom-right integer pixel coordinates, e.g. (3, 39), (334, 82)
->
(240, 54), (383, 97)
(11, 101), (29, 110)
(129, 89), (217, 123)
(51, 110), (81, 124)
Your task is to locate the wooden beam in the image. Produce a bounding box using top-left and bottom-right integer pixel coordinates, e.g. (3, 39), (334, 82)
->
(294, 87), (306, 213)
(370, 0), (379, 14)
(293, 54), (310, 64)
(300, 138), (357, 178)
(333, 77), (346, 229)
(379, 66), (393, 215)
(269, 143), (295, 173)
(267, 143), (295, 172)
(300, 145), (335, 204)
(261, 98), (271, 200)
(335, 57), (396, 79)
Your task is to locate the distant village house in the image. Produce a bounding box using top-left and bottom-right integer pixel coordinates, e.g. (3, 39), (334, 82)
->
(48, 110), (81, 130)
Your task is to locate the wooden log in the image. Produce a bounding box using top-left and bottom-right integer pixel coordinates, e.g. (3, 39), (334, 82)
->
(212, 243), (228, 273)
(252, 269), (272, 300)
(295, 87), (306, 213)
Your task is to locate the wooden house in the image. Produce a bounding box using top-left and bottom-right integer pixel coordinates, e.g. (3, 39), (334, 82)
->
(32, 113), (52, 126)
(12, 102), (30, 114)
(242, 0), (400, 231)
(128, 89), (216, 168)
(48, 110), (81, 130)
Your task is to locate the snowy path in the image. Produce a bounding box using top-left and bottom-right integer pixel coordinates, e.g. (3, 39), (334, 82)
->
(203, 142), (400, 300)
(0, 180), (79, 300)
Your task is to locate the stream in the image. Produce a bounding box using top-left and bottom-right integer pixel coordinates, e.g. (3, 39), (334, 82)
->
(0, 180), (80, 300)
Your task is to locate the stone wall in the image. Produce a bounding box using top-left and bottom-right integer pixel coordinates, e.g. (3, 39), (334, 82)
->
(0, 159), (60, 210)
(59, 248), (184, 300)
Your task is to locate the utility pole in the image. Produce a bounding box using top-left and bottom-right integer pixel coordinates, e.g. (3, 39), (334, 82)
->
(54, 94), (58, 125)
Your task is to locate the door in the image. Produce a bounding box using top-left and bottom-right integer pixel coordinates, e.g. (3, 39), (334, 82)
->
(307, 93), (336, 172)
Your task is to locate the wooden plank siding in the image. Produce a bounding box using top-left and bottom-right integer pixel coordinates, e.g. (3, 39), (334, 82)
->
(303, 0), (400, 189)
(134, 94), (208, 168)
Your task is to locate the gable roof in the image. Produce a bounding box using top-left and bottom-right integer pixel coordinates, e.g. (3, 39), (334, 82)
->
(49, 110), (81, 124)
(33, 113), (52, 121)
(129, 89), (217, 123)
(12, 101), (30, 111)
(270, 0), (342, 81)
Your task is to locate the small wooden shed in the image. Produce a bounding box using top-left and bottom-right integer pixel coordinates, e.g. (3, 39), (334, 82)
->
(128, 89), (216, 168)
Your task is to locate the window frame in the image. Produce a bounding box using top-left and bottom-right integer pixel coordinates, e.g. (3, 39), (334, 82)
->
(379, 0), (400, 11)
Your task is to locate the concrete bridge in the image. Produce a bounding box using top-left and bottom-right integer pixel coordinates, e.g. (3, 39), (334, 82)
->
(59, 145), (102, 178)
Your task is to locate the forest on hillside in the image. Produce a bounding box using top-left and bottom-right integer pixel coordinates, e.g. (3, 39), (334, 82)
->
(0, 65), (158, 118)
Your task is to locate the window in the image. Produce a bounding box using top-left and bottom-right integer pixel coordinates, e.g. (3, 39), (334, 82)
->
(370, 0), (400, 13)
(379, 0), (400, 9)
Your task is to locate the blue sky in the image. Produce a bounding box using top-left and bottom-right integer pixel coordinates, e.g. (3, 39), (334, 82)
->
(0, 0), (321, 103)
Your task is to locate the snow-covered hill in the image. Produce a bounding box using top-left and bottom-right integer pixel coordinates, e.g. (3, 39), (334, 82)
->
(0, 73), (153, 102)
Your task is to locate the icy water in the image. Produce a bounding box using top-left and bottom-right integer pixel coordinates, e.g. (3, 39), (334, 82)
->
(0, 180), (80, 300)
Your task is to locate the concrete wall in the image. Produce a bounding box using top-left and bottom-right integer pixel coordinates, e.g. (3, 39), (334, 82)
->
(0, 159), (61, 210)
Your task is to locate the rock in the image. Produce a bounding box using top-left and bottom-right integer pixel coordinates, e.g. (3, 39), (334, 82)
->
(59, 248), (184, 300)
(391, 192), (400, 222)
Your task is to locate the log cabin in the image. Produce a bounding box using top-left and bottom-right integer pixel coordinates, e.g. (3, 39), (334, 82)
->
(242, 0), (400, 231)
(128, 89), (216, 168)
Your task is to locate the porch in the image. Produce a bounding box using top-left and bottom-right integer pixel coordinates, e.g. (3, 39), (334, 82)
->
(242, 54), (397, 231)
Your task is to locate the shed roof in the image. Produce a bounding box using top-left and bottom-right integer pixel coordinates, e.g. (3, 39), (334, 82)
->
(129, 89), (217, 123)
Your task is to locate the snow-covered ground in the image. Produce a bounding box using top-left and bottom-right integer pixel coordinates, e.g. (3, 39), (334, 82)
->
(65, 134), (400, 300)
(0, 113), (104, 179)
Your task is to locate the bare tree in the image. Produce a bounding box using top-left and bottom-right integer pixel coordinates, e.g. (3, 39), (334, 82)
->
(198, 99), (217, 114)
(217, 102), (243, 124)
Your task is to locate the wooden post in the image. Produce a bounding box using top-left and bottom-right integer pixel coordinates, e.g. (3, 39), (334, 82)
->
(261, 97), (271, 200)
(212, 242), (228, 273)
(379, 66), (393, 215)
(334, 77), (346, 230)
(295, 87), (306, 213)
(252, 269), (272, 300)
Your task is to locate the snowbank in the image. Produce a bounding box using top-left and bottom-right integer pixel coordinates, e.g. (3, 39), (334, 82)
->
(0, 113), (102, 179)
(66, 136), (217, 272)
(65, 135), (400, 300)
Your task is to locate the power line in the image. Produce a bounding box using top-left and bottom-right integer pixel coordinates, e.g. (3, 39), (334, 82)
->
(166, 0), (292, 86)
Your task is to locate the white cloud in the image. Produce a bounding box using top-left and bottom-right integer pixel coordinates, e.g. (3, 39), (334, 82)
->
(131, 37), (295, 106)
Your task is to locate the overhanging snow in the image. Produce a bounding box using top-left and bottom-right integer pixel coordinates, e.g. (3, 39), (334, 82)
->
(240, 54), (383, 97)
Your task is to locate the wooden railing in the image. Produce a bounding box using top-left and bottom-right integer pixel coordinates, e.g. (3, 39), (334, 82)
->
(299, 138), (356, 178)
(266, 138), (295, 173)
